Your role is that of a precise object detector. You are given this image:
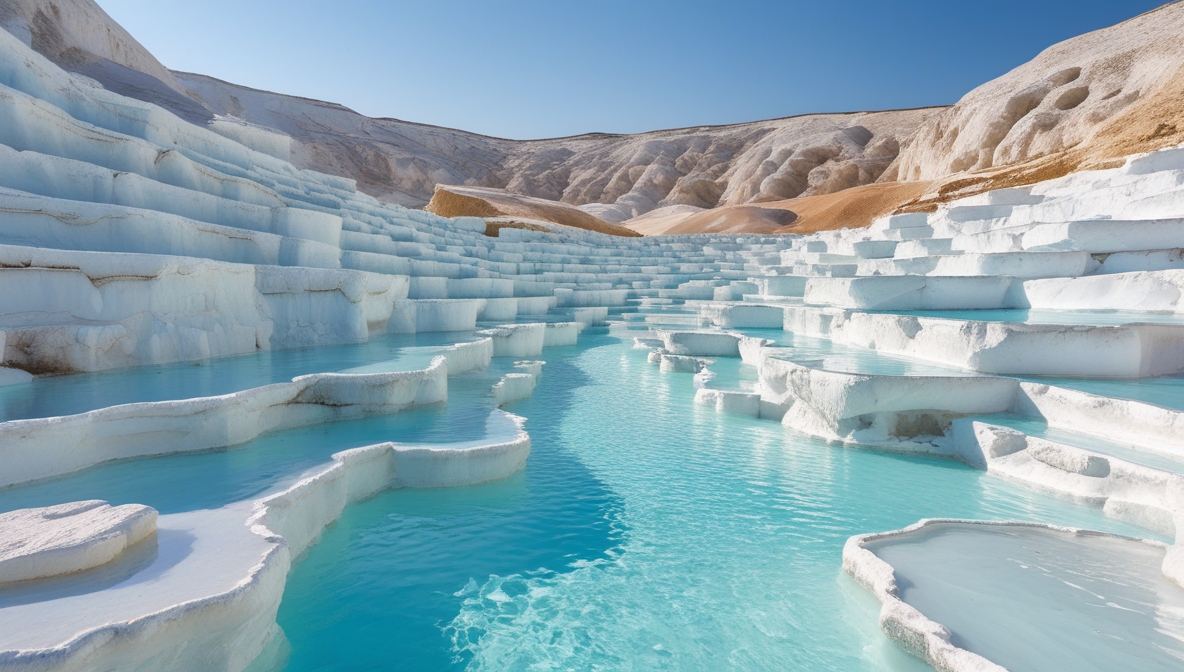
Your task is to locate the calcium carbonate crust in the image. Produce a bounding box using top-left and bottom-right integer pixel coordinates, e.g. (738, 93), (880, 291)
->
(0, 410), (532, 671)
(0, 501), (157, 585)
(0, 338), (502, 487)
(841, 519), (1170, 672)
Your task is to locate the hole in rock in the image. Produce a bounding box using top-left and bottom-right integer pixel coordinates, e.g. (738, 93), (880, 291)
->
(841, 125), (873, 147)
(1054, 86), (1090, 111)
(1002, 89), (1047, 128)
(1048, 67), (1082, 87)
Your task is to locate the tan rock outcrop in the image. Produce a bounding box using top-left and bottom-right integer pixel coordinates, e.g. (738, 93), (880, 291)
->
(426, 185), (642, 237)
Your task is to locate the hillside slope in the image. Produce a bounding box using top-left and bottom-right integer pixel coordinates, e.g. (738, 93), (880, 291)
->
(1, 0), (1182, 235)
(0, 0), (937, 218)
(886, 1), (1184, 212)
(176, 73), (936, 218)
(624, 2), (1184, 234)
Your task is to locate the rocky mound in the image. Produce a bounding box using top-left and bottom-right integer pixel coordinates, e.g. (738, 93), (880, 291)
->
(887, 2), (1184, 208)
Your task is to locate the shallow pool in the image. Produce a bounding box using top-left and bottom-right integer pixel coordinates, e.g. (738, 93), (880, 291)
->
(0, 331), (475, 422)
(868, 523), (1184, 672)
(0, 358), (521, 515)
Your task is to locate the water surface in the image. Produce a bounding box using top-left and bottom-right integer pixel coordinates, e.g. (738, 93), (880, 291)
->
(273, 333), (1153, 671)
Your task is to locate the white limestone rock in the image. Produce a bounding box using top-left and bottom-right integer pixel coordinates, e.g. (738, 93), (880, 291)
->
(0, 365), (31, 386)
(0, 500), (157, 584)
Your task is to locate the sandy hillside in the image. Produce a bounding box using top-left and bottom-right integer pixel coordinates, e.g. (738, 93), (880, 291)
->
(886, 2), (1184, 209)
(631, 2), (1184, 234)
(626, 182), (933, 235)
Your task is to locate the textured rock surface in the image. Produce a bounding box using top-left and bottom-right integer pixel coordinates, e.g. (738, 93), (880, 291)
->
(425, 185), (640, 237)
(0, 0), (935, 218)
(0, 500), (157, 583)
(889, 2), (1184, 205)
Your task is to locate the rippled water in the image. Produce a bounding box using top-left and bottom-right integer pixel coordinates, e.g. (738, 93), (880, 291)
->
(272, 332), (1150, 671)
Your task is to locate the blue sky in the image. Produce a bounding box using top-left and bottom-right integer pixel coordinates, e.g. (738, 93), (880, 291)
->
(96, 0), (1164, 140)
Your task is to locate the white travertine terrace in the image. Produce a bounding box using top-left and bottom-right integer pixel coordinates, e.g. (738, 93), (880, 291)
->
(4, 2), (1184, 669)
(616, 112), (1184, 668)
(0, 21), (805, 671)
(0, 355), (450, 487)
(843, 520), (1184, 672)
(0, 408), (532, 671)
(0, 501), (157, 584)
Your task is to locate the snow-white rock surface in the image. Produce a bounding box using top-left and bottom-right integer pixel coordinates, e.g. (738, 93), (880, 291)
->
(0, 502), (284, 671)
(0, 411), (532, 671)
(845, 520), (1184, 672)
(0, 500), (156, 584)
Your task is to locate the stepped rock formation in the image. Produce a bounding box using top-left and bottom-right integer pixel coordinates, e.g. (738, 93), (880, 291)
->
(6, 2), (1184, 670)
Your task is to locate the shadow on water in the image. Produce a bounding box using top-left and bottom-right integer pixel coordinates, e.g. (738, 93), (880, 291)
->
(274, 335), (626, 672)
(0, 533), (167, 608)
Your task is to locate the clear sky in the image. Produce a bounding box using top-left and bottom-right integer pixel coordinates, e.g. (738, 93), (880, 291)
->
(96, 0), (1165, 140)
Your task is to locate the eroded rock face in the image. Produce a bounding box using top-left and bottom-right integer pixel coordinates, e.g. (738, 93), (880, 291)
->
(0, 500), (158, 583)
(0, 0), (936, 218)
(176, 74), (934, 218)
(2, 0), (1182, 236)
(890, 3), (1184, 182)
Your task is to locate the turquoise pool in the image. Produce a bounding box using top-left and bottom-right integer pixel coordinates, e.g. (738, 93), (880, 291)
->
(0, 331), (476, 422)
(259, 332), (1152, 670)
(0, 329), (1162, 670)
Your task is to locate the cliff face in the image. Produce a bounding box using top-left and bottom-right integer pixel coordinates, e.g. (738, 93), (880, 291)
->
(890, 2), (1184, 184)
